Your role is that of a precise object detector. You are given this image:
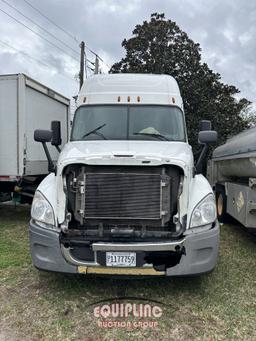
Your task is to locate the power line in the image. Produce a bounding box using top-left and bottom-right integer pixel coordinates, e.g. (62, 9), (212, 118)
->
(22, 0), (110, 70)
(1, 0), (96, 70)
(0, 39), (78, 83)
(0, 6), (80, 62)
(1, 0), (80, 57)
(22, 0), (79, 42)
(86, 55), (94, 65)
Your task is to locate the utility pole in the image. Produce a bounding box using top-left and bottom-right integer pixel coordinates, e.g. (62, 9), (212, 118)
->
(94, 55), (99, 74)
(84, 48), (88, 79)
(79, 41), (85, 89)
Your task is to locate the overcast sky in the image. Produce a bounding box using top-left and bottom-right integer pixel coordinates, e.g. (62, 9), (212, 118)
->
(0, 0), (255, 108)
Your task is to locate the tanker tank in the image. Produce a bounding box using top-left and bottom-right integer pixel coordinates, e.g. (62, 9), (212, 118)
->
(212, 126), (256, 179)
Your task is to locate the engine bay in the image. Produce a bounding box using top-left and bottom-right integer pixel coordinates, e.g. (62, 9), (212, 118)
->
(62, 164), (184, 241)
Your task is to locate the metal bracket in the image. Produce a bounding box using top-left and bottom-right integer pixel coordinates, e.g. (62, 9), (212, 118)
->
(60, 212), (72, 232)
(248, 201), (256, 213)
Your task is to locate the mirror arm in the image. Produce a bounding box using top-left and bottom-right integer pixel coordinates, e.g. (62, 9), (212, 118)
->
(195, 143), (208, 174)
(42, 142), (55, 173)
(54, 145), (61, 153)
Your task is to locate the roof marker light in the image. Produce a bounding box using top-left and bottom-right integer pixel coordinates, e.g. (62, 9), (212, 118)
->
(83, 97), (87, 103)
(127, 96), (131, 102)
(137, 96), (141, 102)
(172, 97), (175, 104)
(117, 96), (121, 102)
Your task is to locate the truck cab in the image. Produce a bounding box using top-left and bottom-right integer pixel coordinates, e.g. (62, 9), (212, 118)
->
(30, 73), (219, 276)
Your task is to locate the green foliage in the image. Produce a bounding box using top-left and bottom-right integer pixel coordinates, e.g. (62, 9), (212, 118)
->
(110, 13), (251, 151)
(0, 204), (30, 269)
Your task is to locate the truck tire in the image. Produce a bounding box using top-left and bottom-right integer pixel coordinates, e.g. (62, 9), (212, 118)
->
(215, 185), (229, 223)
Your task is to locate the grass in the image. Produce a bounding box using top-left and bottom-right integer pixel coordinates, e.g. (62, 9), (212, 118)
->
(0, 203), (255, 340)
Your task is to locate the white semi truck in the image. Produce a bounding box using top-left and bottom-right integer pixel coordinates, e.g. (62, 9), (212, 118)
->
(30, 73), (219, 276)
(0, 74), (70, 203)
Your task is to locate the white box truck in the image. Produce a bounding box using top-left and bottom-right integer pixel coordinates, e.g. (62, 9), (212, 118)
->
(30, 73), (219, 277)
(0, 74), (70, 203)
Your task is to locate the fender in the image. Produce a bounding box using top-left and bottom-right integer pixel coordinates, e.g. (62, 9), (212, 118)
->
(36, 173), (58, 223)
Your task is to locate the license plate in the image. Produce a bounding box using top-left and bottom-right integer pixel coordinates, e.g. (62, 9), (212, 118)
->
(106, 252), (136, 267)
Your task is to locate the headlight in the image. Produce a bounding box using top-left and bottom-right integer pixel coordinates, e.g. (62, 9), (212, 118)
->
(31, 191), (55, 228)
(190, 194), (216, 228)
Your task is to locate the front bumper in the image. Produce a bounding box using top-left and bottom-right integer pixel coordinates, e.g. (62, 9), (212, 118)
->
(29, 220), (219, 276)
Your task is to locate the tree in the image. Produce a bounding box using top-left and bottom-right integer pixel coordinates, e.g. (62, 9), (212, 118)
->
(111, 13), (251, 151)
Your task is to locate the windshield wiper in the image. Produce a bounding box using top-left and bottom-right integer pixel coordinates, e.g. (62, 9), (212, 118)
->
(133, 132), (171, 141)
(82, 124), (108, 140)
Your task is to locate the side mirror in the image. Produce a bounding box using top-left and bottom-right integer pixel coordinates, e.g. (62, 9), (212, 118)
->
(51, 121), (62, 146)
(199, 120), (212, 131)
(34, 129), (52, 143)
(198, 130), (218, 144)
(196, 130), (218, 175)
(34, 129), (54, 173)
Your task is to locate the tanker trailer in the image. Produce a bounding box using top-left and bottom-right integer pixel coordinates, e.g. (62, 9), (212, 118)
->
(208, 127), (256, 232)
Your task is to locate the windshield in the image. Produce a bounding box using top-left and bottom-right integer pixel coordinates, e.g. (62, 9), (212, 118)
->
(71, 105), (186, 141)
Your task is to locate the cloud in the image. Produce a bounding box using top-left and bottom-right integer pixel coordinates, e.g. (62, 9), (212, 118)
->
(0, 0), (255, 104)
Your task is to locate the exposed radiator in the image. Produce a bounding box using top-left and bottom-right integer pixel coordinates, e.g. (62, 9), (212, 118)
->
(84, 172), (162, 220)
(65, 164), (181, 229)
